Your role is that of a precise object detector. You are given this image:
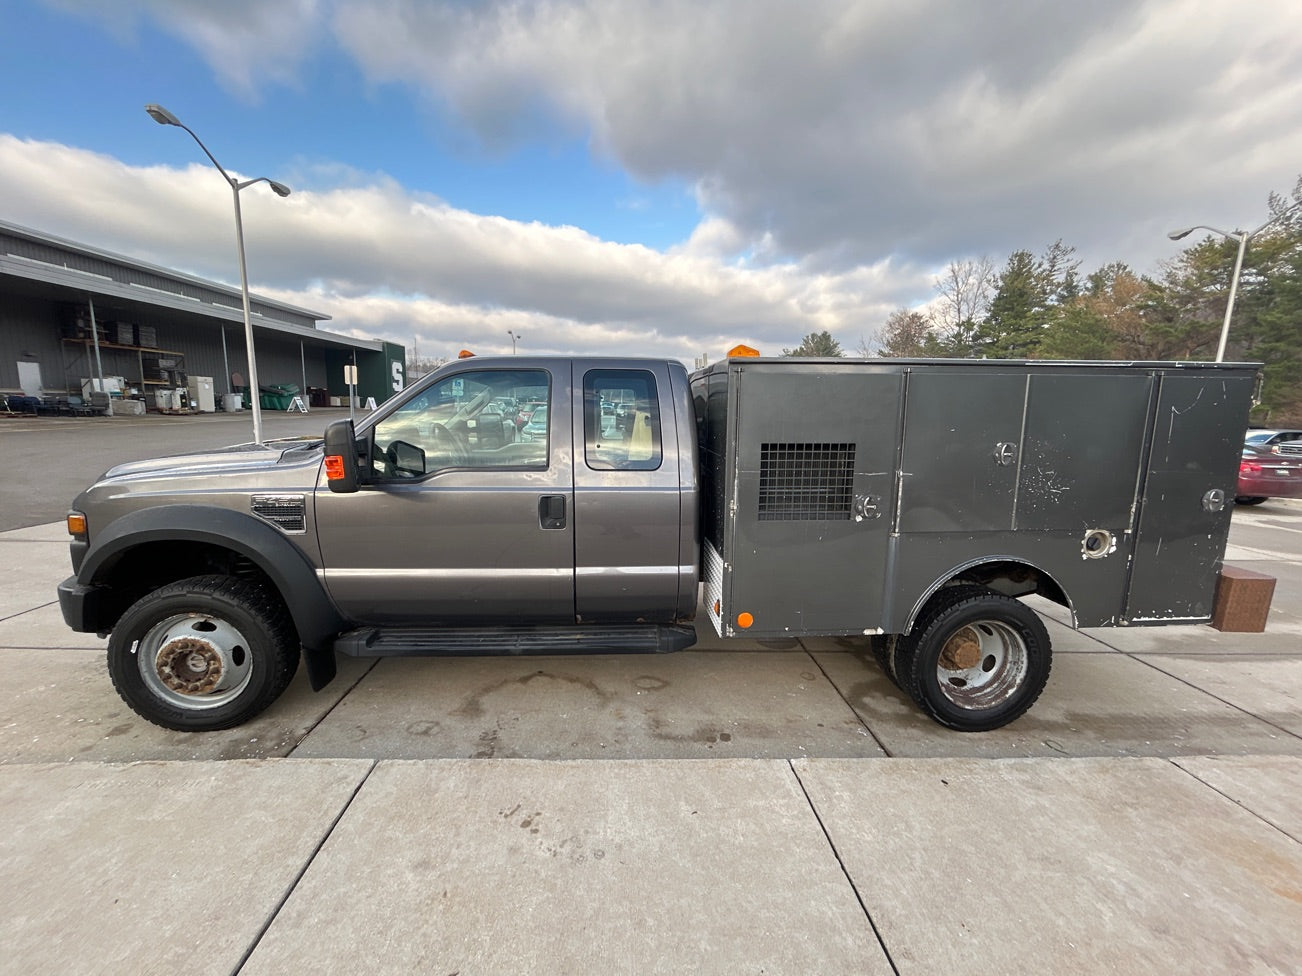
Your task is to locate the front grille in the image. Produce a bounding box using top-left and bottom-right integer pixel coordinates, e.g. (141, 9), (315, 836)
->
(251, 494), (306, 533)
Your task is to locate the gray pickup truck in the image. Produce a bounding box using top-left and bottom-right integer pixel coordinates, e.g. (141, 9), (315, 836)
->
(59, 355), (1257, 734)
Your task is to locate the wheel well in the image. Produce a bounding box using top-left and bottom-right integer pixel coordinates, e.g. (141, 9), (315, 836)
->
(89, 541), (291, 635)
(911, 560), (1071, 631)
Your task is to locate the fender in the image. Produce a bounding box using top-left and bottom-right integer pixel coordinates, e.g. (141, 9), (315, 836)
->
(77, 505), (344, 690)
(903, 556), (1075, 634)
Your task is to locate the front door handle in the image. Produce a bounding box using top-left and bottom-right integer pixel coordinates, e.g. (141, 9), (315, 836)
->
(539, 495), (566, 530)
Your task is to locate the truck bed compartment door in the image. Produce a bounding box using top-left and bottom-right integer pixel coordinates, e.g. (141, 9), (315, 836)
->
(724, 365), (903, 635)
(897, 371), (1026, 532)
(1124, 373), (1255, 623)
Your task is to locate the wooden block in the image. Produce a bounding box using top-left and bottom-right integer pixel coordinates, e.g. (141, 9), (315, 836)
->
(1211, 565), (1276, 633)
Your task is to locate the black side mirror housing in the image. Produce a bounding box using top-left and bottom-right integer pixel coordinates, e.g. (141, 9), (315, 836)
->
(323, 419), (361, 493)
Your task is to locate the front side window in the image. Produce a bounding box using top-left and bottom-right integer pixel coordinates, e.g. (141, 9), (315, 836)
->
(583, 369), (661, 471)
(372, 368), (550, 478)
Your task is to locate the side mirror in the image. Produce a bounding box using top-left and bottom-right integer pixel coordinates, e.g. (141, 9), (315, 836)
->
(323, 419), (360, 493)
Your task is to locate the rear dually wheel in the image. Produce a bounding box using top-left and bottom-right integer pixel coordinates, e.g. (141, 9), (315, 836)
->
(896, 585), (1052, 732)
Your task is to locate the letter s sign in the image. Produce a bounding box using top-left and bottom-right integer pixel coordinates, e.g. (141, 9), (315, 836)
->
(391, 360), (405, 393)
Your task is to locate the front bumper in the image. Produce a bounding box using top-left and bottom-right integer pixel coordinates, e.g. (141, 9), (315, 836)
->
(58, 575), (106, 633)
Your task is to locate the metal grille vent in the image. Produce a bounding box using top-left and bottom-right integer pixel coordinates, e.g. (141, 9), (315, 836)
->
(758, 443), (856, 520)
(251, 494), (306, 533)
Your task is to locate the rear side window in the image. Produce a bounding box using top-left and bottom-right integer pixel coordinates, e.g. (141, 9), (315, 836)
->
(583, 369), (662, 471)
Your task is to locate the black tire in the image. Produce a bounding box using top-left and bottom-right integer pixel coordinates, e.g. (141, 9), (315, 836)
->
(107, 575), (299, 732)
(1235, 496), (1268, 505)
(896, 585), (1051, 732)
(869, 634), (904, 689)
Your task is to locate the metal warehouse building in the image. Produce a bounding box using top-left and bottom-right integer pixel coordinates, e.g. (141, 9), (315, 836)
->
(1, 219), (405, 411)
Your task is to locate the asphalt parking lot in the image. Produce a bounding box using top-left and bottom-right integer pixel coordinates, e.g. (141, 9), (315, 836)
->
(2, 410), (1300, 974)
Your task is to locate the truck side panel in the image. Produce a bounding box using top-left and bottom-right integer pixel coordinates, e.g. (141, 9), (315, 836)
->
(888, 366), (1152, 631)
(698, 358), (1256, 637)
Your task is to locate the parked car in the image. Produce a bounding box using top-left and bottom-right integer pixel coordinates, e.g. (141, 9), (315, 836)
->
(1244, 429), (1302, 457)
(519, 405), (548, 442)
(515, 401), (546, 430)
(1237, 444), (1302, 504)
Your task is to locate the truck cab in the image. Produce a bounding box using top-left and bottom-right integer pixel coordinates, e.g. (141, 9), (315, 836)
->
(316, 357), (699, 628)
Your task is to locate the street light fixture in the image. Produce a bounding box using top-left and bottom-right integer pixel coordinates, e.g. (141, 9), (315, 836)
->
(146, 103), (291, 444)
(508, 330), (522, 354)
(1168, 199), (1302, 363)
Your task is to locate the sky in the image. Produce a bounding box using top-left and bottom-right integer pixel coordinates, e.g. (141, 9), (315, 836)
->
(1, 0), (1300, 365)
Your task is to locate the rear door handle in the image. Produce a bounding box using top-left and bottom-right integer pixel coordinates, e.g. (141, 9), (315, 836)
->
(539, 495), (566, 530)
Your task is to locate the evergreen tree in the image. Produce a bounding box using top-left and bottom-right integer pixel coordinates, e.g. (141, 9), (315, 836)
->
(977, 250), (1044, 357)
(781, 331), (845, 357)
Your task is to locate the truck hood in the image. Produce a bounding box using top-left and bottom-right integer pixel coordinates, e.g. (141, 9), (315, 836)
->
(99, 437), (323, 481)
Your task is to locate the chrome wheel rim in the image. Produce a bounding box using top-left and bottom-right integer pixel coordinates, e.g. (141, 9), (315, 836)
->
(935, 619), (1028, 711)
(135, 613), (253, 711)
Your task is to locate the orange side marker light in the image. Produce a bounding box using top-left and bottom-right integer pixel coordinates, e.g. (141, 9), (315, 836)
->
(736, 612), (754, 629)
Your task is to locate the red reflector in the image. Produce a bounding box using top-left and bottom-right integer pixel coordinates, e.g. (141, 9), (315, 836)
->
(325, 455), (345, 479)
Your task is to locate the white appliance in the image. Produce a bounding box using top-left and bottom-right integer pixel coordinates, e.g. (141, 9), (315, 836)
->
(187, 375), (216, 413)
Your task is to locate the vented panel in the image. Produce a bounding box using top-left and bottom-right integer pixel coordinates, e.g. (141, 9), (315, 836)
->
(758, 443), (855, 521)
(251, 494), (306, 532)
(703, 540), (725, 636)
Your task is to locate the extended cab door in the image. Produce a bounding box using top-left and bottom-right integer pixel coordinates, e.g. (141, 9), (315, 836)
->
(314, 362), (575, 625)
(570, 361), (694, 623)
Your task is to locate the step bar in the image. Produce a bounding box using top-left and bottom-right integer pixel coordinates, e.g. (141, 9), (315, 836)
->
(333, 624), (699, 657)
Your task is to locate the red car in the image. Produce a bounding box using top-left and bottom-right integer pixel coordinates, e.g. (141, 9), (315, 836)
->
(1237, 444), (1302, 505)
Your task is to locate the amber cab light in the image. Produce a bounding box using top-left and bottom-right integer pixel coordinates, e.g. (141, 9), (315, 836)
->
(727, 344), (761, 358)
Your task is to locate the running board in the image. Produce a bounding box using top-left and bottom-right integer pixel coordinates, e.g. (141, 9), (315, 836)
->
(333, 624), (698, 657)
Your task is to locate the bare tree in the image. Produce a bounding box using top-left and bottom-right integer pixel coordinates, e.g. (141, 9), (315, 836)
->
(856, 330), (881, 357)
(933, 256), (996, 351)
(878, 308), (935, 357)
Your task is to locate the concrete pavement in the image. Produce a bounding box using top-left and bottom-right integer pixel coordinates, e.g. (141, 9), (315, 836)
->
(2, 501), (1300, 974)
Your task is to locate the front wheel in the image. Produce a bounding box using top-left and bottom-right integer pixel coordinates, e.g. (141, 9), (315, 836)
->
(107, 575), (299, 731)
(896, 585), (1051, 732)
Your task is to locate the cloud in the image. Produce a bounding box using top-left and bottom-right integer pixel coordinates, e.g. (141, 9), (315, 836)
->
(330, 0), (1302, 269)
(0, 135), (915, 361)
(14, 1), (1302, 362)
(47, 0), (324, 99)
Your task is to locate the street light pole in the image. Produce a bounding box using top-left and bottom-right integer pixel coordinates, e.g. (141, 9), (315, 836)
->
(1169, 199), (1302, 363)
(146, 103), (291, 444)
(508, 330), (521, 354)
